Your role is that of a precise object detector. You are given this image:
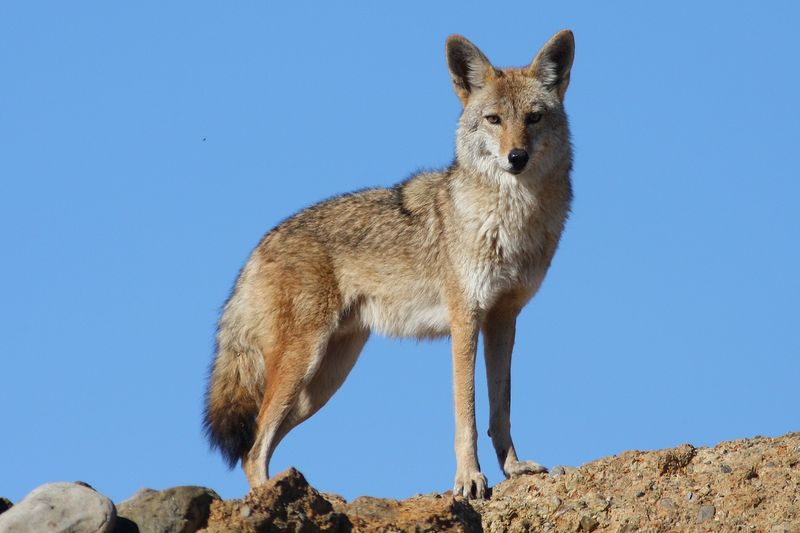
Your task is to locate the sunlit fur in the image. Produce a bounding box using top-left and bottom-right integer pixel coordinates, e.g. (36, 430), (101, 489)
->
(204, 29), (575, 500)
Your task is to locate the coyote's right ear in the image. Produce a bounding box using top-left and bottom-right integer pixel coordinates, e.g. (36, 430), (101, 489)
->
(446, 35), (494, 105)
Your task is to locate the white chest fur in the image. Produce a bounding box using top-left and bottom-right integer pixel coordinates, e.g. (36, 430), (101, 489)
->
(453, 175), (556, 310)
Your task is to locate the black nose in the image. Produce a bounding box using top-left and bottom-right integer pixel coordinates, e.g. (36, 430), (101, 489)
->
(508, 149), (529, 171)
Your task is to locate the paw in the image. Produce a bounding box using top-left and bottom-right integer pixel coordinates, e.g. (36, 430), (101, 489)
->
(453, 469), (488, 500)
(504, 459), (548, 478)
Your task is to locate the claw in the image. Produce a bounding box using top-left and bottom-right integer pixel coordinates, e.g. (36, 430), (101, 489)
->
(453, 470), (488, 500)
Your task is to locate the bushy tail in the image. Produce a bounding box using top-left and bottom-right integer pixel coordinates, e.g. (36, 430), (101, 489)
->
(203, 318), (265, 468)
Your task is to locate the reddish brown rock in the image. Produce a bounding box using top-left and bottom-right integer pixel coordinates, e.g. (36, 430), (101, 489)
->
(201, 468), (480, 532)
(202, 468), (347, 532)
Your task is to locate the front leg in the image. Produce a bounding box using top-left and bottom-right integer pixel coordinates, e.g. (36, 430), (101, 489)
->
(450, 310), (487, 499)
(483, 306), (547, 478)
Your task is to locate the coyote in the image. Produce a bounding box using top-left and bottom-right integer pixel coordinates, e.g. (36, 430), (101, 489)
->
(204, 30), (575, 499)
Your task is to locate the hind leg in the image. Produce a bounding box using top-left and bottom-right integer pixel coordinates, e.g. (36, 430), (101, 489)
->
(270, 326), (369, 455)
(242, 326), (332, 487)
(238, 234), (352, 487)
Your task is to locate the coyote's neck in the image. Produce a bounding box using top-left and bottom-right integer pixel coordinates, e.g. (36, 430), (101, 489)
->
(451, 158), (571, 233)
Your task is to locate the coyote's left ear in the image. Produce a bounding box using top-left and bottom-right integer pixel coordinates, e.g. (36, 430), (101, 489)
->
(528, 29), (575, 100)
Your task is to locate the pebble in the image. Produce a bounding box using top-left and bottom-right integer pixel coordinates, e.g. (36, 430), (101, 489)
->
(658, 497), (676, 511)
(565, 472), (584, 492)
(587, 494), (609, 513)
(579, 515), (599, 532)
(720, 464), (733, 474)
(546, 495), (562, 512)
(549, 465), (566, 478)
(697, 505), (716, 523)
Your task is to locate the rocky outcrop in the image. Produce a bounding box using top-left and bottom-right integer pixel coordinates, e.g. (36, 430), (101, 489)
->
(2, 432), (798, 532)
(0, 482), (115, 533)
(202, 432), (800, 532)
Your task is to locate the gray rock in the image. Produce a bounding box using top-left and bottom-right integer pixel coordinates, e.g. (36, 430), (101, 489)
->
(0, 482), (115, 533)
(697, 504), (716, 524)
(115, 486), (220, 533)
(549, 465), (567, 478)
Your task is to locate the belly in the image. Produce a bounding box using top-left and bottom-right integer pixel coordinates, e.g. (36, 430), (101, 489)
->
(358, 294), (450, 339)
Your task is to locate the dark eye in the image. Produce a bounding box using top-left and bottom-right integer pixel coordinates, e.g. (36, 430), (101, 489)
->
(526, 112), (542, 125)
(484, 114), (501, 125)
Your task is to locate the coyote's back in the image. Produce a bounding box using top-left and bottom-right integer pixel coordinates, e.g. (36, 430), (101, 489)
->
(204, 29), (575, 500)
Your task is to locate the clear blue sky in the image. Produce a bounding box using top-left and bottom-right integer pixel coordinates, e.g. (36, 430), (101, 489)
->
(1, 2), (798, 505)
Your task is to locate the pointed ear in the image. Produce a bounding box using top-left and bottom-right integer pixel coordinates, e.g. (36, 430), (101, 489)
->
(446, 35), (494, 105)
(528, 29), (575, 99)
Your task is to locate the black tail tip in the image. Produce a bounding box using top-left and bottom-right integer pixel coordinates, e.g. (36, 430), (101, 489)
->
(203, 408), (255, 469)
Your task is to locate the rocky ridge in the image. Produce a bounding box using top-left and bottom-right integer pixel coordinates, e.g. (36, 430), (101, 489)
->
(1, 432), (798, 532)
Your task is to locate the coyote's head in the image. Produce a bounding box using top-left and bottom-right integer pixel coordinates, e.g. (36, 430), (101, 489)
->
(447, 30), (574, 181)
